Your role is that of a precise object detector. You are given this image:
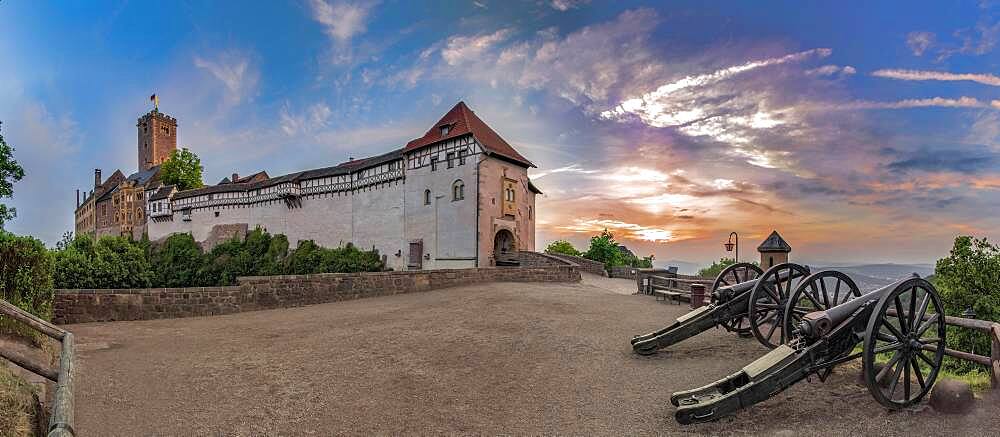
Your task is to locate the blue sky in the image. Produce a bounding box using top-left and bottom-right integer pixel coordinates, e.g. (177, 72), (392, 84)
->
(2, 1), (999, 265)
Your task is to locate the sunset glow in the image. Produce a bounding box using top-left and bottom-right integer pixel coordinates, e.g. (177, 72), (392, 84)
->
(2, 1), (998, 267)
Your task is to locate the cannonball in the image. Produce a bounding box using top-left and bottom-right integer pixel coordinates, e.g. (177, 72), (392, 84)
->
(929, 378), (975, 414)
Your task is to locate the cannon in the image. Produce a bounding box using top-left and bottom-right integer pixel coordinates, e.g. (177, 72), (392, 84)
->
(630, 263), (810, 355)
(670, 272), (946, 424)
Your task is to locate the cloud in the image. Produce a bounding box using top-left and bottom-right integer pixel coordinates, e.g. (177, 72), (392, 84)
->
(530, 163), (599, 179)
(871, 69), (1000, 87)
(193, 52), (259, 106)
(279, 102), (333, 135)
(832, 96), (992, 110)
(550, 0), (590, 11)
(886, 147), (997, 174)
(599, 48), (833, 171)
(905, 19), (1000, 60)
(4, 101), (81, 244)
(308, 0), (372, 42)
(906, 31), (935, 56)
(805, 65), (856, 77)
(602, 48), (831, 125)
(440, 28), (513, 66)
(558, 219), (674, 242)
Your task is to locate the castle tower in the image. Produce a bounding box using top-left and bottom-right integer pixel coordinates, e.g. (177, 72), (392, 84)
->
(137, 109), (178, 171)
(757, 230), (791, 269)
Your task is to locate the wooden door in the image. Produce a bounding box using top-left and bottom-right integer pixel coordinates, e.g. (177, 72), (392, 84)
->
(408, 241), (423, 269)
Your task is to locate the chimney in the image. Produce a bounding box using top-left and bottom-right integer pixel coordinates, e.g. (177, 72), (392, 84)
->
(232, 173), (239, 183)
(94, 169), (102, 188)
(76, 190), (80, 208)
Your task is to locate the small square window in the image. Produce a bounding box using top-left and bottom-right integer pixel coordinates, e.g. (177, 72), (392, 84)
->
(440, 125), (450, 136)
(458, 149), (467, 165)
(430, 156), (439, 171)
(446, 152), (455, 168)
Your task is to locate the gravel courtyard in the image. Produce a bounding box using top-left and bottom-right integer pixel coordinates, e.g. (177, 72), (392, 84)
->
(68, 275), (998, 436)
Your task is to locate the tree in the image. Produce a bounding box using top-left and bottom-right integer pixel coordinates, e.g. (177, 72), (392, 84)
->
(583, 229), (625, 268)
(545, 240), (582, 257)
(0, 122), (26, 228)
(160, 147), (203, 190)
(932, 236), (1000, 372)
(149, 233), (205, 287)
(0, 231), (55, 337)
(698, 258), (740, 278)
(55, 231), (74, 251)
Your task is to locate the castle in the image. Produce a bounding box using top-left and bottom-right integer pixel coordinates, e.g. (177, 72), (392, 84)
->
(74, 110), (177, 240)
(76, 101), (540, 270)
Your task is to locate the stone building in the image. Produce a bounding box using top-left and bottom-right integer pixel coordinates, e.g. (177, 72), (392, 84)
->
(74, 109), (175, 239)
(757, 230), (791, 268)
(146, 101), (540, 270)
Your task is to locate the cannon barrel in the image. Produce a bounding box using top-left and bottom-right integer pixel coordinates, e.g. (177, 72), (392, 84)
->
(799, 274), (918, 338)
(713, 266), (808, 301)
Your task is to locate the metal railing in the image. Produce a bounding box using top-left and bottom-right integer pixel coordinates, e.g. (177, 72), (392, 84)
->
(0, 299), (75, 436)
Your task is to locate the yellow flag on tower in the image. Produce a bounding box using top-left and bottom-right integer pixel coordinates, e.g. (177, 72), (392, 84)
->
(150, 94), (159, 110)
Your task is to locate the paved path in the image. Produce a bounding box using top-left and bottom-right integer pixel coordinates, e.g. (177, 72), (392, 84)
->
(68, 278), (998, 436)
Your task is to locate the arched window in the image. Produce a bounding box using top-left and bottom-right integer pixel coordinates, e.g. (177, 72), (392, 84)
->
(452, 180), (465, 201)
(424, 189), (432, 205)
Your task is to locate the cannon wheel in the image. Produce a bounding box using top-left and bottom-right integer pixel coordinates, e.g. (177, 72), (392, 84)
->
(862, 278), (945, 409)
(782, 270), (863, 344)
(748, 263), (810, 349)
(711, 263), (764, 334)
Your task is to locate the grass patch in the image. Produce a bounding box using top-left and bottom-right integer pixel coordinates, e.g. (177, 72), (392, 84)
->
(938, 366), (993, 392)
(0, 364), (38, 437)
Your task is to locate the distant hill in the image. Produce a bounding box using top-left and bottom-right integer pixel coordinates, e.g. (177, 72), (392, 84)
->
(657, 260), (703, 276)
(816, 264), (936, 291)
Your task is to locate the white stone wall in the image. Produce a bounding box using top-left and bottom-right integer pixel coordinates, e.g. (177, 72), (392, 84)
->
(403, 137), (481, 269)
(148, 134), (536, 271)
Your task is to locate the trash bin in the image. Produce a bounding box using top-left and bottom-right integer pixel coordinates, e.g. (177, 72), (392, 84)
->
(690, 284), (706, 309)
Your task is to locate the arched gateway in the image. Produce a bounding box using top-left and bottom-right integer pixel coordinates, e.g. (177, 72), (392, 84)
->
(493, 229), (516, 265)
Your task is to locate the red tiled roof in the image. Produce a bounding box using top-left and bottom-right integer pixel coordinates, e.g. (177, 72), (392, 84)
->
(404, 102), (534, 168)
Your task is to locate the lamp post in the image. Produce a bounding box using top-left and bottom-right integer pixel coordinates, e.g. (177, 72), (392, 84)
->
(724, 232), (738, 263)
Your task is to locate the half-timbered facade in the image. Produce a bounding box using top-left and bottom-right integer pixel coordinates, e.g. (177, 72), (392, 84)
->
(146, 102), (541, 270)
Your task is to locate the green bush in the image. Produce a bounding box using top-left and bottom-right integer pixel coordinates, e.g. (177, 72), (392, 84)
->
(545, 240), (582, 257)
(932, 236), (1000, 373)
(52, 235), (152, 289)
(284, 240), (383, 275)
(0, 231), (55, 335)
(696, 258), (759, 278)
(583, 230), (625, 268)
(52, 230), (384, 289)
(149, 233), (205, 287)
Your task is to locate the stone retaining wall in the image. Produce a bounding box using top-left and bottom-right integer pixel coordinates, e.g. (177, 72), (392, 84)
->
(53, 262), (581, 324)
(515, 251), (575, 267)
(543, 253), (607, 276)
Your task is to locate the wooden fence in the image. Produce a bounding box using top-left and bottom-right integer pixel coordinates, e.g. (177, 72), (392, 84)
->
(928, 313), (998, 390)
(0, 300), (75, 436)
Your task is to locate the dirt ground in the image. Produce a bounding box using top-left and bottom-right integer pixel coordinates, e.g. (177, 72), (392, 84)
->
(67, 274), (999, 436)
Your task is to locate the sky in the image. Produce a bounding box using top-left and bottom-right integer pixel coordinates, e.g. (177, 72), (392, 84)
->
(1, 0), (999, 267)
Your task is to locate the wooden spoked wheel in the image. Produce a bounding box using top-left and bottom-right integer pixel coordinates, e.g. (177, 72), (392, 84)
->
(782, 271), (863, 345)
(863, 278), (945, 409)
(747, 263), (810, 349)
(711, 263), (764, 334)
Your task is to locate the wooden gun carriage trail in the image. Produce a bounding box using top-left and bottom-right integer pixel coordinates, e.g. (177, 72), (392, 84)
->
(631, 262), (828, 355)
(631, 262), (1000, 424)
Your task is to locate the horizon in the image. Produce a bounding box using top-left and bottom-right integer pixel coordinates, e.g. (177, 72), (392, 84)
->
(3, 1), (1000, 266)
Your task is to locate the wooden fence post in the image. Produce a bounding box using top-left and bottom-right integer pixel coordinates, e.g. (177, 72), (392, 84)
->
(991, 324), (1000, 391)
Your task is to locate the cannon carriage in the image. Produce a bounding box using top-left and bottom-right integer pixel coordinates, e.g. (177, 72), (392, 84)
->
(669, 272), (947, 424)
(630, 262), (812, 355)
